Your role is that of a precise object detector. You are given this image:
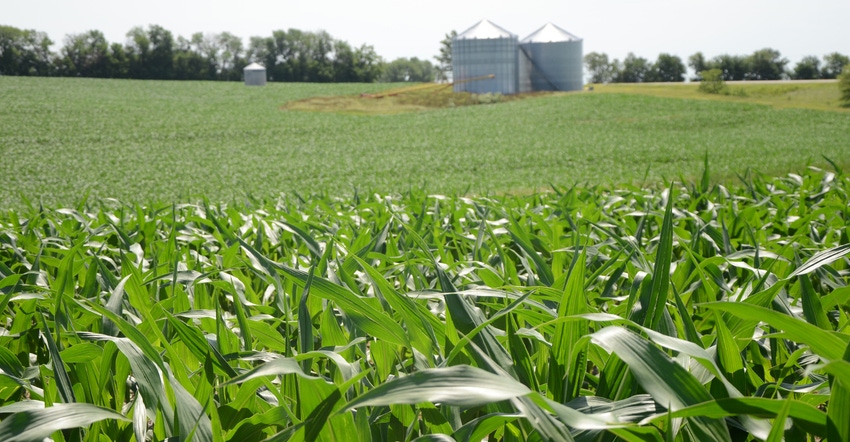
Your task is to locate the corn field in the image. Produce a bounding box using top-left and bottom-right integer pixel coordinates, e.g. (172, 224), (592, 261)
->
(0, 166), (848, 441)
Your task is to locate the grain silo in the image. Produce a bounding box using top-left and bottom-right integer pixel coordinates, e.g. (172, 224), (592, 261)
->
(243, 63), (267, 86)
(519, 23), (583, 92)
(452, 20), (519, 95)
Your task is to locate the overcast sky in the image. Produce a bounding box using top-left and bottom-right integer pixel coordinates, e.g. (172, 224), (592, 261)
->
(6, 0), (850, 69)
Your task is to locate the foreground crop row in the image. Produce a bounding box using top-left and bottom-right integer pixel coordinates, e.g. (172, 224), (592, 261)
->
(0, 167), (848, 441)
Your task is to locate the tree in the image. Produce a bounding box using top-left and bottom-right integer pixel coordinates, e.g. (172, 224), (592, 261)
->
(106, 43), (129, 78)
(147, 25), (175, 80)
(217, 32), (245, 81)
(711, 54), (747, 81)
(745, 48), (787, 80)
(59, 30), (110, 77)
(434, 30), (456, 81)
(173, 35), (215, 80)
(350, 44), (382, 82)
(822, 52), (850, 79)
(380, 57), (434, 82)
(792, 55), (820, 80)
(840, 64), (850, 107)
(688, 52), (709, 80)
(583, 52), (617, 84)
(698, 69), (727, 94)
(125, 25), (174, 79)
(0, 25), (54, 76)
(651, 53), (686, 82)
(616, 53), (651, 83)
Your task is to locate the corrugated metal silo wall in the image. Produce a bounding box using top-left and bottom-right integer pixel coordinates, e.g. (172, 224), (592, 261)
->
(244, 70), (267, 86)
(520, 40), (583, 91)
(518, 51), (532, 93)
(452, 36), (519, 94)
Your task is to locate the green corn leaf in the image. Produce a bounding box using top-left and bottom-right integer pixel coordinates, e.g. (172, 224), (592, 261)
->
(827, 342), (850, 442)
(550, 247), (588, 402)
(643, 184), (675, 331)
(0, 403), (130, 442)
(341, 365), (531, 410)
(787, 243), (850, 278)
(701, 302), (848, 361)
(132, 393), (146, 442)
(222, 356), (319, 386)
(452, 413), (522, 442)
(766, 397), (793, 442)
(798, 273), (831, 330)
(39, 315), (76, 404)
(403, 225), (516, 376)
(411, 435), (457, 442)
(237, 236), (410, 347)
(299, 264), (316, 373)
(508, 228), (554, 287)
(656, 397), (826, 438)
(590, 326), (731, 441)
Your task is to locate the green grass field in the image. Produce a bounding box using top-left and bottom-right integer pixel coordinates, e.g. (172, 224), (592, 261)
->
(588, 81), (849, 112)
(1, 77), (849, 209)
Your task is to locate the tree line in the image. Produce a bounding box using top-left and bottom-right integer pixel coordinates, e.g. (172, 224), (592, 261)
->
(585, 49), (849, 83)
(0, 24), (440, 83)
(5, 24), (846, 86)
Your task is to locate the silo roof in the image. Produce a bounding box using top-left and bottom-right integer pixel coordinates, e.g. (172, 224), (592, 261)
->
(456, 20), (515, 39)
(522, 23), (581, 43)
(244, 62), (266, 71)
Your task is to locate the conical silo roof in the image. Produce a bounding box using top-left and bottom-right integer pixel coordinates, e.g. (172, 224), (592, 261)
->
(456, 19), (515, 40)
(244, 62), (265, 71)
(522, 23), (581, 43)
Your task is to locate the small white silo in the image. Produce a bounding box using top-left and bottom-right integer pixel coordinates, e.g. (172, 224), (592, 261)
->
(244, 63), (267, 86)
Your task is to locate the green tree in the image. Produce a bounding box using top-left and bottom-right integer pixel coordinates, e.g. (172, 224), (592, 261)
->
(745, 48), (787, 80)
(380, 57), (434, 82)
(698, 68), (727, 94)
(434, 30), (456, 81)
(248, 29), (380, 83)
(822, 52), (850, 79)
(173, 35), (215, 80)
(217, 32), (245, 81)
(106, 43), (129, 78)
(147, 25), (175, 80)
(0, 25), (54, 76)
(688, 52), (709, 80)
(616, 52), (651, 83)
(350, 44), (382, 82)
(59, 30), (110, 77)
(839, 64), (850, 107)
(711, 54), (747, 81)
(125, 25), (174, 79)
(651, 53), (686, 82)
(792, 55), (820, 80)
(583, 52), (617, 84)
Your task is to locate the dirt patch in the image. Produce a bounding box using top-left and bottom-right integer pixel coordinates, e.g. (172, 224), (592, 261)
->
(282, 83), (557, 115)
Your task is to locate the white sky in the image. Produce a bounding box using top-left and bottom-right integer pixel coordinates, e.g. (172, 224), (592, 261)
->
(5, 0), (850, 69)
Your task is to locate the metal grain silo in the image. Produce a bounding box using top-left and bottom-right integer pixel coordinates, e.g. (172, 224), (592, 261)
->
(520, 23), (583, 92)
(243, 63), (267, 86)
(452, 20), (519, 94)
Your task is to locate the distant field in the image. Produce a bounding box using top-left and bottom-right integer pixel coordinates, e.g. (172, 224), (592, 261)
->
(1, 76), (849, 208)
(588, 80), (847, 112)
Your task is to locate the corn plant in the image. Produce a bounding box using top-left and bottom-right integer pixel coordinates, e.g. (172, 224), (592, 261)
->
(0, 166), (848, 441)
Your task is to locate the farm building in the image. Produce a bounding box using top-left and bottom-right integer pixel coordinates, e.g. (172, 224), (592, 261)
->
(453, 20), (583, 94)
(243, 63), (267, 86)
